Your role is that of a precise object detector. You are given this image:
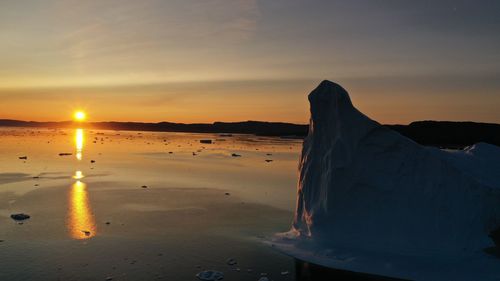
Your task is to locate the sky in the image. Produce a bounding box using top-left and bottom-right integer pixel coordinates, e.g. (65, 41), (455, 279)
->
(0, 0), (499, 124)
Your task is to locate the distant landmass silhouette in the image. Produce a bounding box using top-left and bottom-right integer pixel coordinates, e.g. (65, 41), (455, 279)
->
(0, 119), (498, 148)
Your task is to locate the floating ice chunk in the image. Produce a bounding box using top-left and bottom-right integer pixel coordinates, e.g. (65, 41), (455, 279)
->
(10, 213), (30, 221)
(196, 270), (224, 281)
(226, 258), (237, 266)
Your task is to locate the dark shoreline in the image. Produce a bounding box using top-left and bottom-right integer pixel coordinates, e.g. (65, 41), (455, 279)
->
(0, 119), (499, 148)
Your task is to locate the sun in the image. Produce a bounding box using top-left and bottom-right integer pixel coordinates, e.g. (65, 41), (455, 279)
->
(74, 111), (86, 122)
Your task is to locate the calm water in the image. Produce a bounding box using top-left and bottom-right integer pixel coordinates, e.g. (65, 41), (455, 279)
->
(0, 127), (303, 280)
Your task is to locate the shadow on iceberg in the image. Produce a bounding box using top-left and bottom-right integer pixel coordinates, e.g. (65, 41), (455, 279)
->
(271, 80), (500, 280)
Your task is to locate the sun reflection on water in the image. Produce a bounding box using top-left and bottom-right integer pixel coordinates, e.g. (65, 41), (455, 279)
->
(68, 179), (97, 239)
(75, 128), (84, 161)
(68, 128), (96, 239)
(73, 170), (84, 180)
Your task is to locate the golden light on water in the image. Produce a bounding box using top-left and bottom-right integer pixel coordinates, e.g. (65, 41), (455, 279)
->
(73, 170), (84, 180)
(75, 128), (84, 161)
(68, 180), (97, 239)
(68, 126), (96, 240)
(74, 111), (86, 122)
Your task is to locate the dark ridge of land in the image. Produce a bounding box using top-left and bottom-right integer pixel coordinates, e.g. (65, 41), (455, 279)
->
(0, 119), (307, 137)
(386, 121), (500, 148)
(0, 119), (499, 148)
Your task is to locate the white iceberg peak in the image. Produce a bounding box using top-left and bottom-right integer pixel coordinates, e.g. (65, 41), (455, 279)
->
(275, 80), (500, 280)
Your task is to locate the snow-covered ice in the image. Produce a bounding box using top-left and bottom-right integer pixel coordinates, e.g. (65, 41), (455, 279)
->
(271, 80), (500, 280)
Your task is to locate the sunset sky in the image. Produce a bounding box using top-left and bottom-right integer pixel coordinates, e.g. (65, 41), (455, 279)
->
(1, 0), (499, 124)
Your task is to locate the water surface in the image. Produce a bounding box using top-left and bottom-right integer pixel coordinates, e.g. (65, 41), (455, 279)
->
(1, 127), (303, 280)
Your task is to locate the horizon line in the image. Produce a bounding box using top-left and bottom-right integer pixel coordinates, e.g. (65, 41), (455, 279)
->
(1, 118), (499, 127)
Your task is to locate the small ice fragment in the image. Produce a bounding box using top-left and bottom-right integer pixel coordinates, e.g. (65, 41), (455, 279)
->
(10, 213), (30, 221)
(196, 270), (224, 281)
(226, 258), (237, 266)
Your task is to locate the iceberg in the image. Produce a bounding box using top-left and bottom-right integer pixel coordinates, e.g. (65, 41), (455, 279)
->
(272, 80), (500, 280)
